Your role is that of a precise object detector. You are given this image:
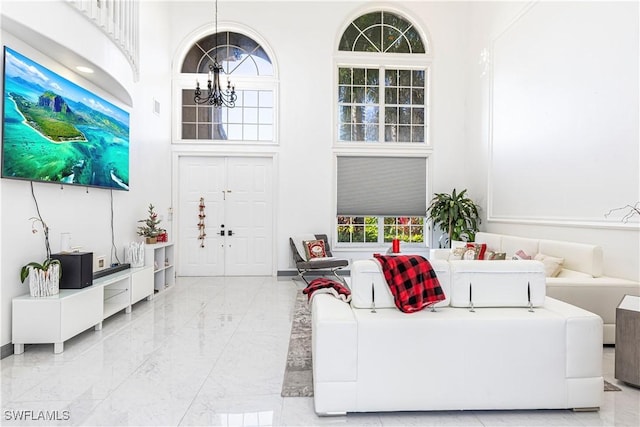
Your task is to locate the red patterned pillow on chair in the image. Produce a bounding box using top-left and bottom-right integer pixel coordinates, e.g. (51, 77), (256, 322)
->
(304, 240), (327, 260)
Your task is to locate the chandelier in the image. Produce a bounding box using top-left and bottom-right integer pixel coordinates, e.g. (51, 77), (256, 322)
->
(194, 0), (237, 108)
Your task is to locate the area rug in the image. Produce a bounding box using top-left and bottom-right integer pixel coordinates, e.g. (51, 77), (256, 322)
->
(604, 380), (622, 392)
(281, 290), (313, 397)
(280, 290), (620, 397)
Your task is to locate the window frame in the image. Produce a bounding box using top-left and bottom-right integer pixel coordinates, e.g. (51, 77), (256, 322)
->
(333, 10), (433, 249)
(173, 27), (279, 146)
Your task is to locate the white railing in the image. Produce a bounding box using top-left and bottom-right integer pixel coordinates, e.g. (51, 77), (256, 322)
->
(65, 0), (139, 80)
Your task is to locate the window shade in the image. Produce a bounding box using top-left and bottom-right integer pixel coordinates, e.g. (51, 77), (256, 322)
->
(337, 156), (426, 216)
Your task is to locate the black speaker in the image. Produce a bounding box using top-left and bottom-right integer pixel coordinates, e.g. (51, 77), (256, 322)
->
(51, 252), (93, 289)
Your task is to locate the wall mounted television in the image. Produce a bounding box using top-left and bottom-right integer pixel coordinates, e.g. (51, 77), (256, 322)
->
(1, 46), (130, 190)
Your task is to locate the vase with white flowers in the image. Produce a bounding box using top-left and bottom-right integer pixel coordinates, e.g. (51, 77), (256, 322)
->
(20, 217), (61, 297)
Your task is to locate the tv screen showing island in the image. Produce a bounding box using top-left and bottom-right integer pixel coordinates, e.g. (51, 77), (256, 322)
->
(1, 46), (130, 190)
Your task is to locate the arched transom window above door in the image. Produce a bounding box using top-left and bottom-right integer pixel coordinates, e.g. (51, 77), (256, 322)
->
(179, 32), (276, 142)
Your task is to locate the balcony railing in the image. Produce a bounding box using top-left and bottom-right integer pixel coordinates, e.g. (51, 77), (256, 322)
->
(66, 0), (139, 80)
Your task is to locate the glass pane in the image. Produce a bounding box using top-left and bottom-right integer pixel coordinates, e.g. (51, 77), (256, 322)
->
(366, 69), (379, 86)
(385, 107), (397, 124)
(412, 107), (424, 125)
(182, 89), (196, 104)
(182, 107), (196, 122)
(354, 12), (382, 30)
(244, 91), (258, 107)
(412, 125), (425, 143)
(354, 106), (365, 124)
(227, 124), (242, 140)
(363, 106), (378, 124)
(197, 107), (212, 122)
(339, 24), (359, 51)
(259, 91), (273, 107)
(399, 70), (411, 87)
(339, 68), (352, 85)
(385, 69), (397, 87)
(385, 88), (397, 104)
(339, 106), (352, 123)
(365, 224), (378, 242)
(363, 26), (382, 52)
(384, 217), (396, 225)
(385, 125), (397, 142)
(227, 107), (242, 123)
(407, 28), (426, 53)
(399, 88), (411, 104)
(338, 86), (351, 103)
(339, 124), (352, 141)
(197, 124), (212, 139)
(398, 125), (411, 142)
(259, 107), (273, 124)
(353, 68), (366, 85)
(412, 88), (425, 105)
(258, 125), (273, 141)
(244, 107), (258, 124)
(182, 124), (196, 139)
(384, 12), (411, 33)
(412, 70), (425, 87)
(353, 124), (365, 141)
(364, 124), (378, 142)
(399, 107), (411, 124)
(337, 225), (351, 242)
(384, 28), (409, 53)
(352, 226), (365, 243)
(244, 124), (258, 140)
(365, 88), (379, 104)
(353, 87), (366, 104)
(354, 35), (376, 52)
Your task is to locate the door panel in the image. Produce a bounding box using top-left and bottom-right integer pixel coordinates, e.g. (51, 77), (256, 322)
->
(178, 156), (273, 276)
(178, 157), (225, 276)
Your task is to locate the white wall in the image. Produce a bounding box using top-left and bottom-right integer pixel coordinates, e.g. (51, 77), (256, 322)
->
(0, 1), (172, 348)
(166, 1), (471, 270)
(465, 0), (640, 281)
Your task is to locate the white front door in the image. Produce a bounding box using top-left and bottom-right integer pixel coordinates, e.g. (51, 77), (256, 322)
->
(177, 156), (273, 276)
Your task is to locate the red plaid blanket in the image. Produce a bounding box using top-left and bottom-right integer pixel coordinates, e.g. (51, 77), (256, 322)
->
(373, 254), (445, 313)
(303, 278), (351, 303)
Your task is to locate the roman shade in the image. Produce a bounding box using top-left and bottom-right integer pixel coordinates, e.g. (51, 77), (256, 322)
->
(337, 156), (426, 216)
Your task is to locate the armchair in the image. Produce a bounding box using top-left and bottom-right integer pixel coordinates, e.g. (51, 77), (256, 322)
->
(289, 234), (348, 285)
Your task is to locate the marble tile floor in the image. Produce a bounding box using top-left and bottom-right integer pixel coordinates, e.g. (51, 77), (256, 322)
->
(1, 276), (639, 426)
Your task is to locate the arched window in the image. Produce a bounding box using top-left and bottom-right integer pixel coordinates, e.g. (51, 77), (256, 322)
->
(179, 31), (276, 142)
(336, 11), (429, 144)
(335, 11), (431, 247)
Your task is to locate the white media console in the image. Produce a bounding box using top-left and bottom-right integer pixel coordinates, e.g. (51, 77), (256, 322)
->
(12, 266), (153, 354)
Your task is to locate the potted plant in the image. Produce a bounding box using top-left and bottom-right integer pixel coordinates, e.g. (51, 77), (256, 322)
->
(427, 189), (480, 248)
(137, 204), (162, 244)
(20, 217), (61, 297)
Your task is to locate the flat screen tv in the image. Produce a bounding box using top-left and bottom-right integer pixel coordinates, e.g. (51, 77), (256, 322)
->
(2, 46), (130, 190)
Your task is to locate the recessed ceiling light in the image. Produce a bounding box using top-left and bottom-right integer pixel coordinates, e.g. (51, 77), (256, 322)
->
(76, 65), (94, 74)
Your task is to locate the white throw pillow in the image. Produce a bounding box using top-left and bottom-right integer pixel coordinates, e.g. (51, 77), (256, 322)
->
(534, 253), (564, 277)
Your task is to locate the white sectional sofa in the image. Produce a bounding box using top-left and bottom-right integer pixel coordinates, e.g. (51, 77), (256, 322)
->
(470, 232), (640, 344)
(311, 258), (603, 415)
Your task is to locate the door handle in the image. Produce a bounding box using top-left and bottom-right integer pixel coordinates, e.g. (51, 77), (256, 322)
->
(228, 230), (233, 236)
(220, 230), (225, 236)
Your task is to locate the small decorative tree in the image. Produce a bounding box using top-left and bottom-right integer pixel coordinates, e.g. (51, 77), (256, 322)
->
(137, 204), (162, 243)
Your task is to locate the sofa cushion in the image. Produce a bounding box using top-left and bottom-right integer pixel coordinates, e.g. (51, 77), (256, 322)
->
(501, 236), (540, 259)
(449, 260), (546, 307)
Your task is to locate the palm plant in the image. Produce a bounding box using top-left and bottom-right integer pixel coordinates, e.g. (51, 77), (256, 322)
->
(427, 189), (480, 246)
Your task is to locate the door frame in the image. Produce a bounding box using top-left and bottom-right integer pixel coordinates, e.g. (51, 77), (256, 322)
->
(172, 150), (278, 277)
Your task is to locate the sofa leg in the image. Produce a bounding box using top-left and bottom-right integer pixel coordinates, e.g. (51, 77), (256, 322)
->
(315, 411), (347, 417)
(572, 407), (600, 412)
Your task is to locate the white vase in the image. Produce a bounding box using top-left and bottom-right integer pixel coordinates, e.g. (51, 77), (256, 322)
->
(27, 264), (60, 297)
